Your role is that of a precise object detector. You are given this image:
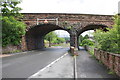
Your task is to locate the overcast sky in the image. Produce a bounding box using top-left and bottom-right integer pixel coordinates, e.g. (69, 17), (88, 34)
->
(18, 0), (120, 15)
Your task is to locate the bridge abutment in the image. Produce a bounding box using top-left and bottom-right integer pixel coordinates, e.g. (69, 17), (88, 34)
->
(21, 36), (27, 51)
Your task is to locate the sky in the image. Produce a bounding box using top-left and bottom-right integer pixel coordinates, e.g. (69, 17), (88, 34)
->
(18, 0), (120, 37)
(54, 30), (94, 37)
(18, 0), (119, 15)
(55, 30), (70, 37)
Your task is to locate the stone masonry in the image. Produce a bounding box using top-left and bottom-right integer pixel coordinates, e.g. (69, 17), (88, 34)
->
(94, 48), (120, 77)
(21, 13), (114, 50)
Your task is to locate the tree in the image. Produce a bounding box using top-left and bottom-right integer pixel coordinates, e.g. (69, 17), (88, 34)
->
(79, 35), (83, 42)
(44, 32), (57, 47)
(79, 35), (84, 46)
(1, 0), (26, 47)
(79, 34), (89, 46)
(44, 32), (66, 47)
(56, 37), (65, 44)
(1, 0), (23, 19)
(83, 34), (89, 40)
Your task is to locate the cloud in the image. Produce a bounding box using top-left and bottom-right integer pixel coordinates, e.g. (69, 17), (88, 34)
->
(18, 0), (119, 15)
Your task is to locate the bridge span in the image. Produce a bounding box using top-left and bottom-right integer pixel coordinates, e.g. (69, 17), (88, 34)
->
(21, 13), (113, 50)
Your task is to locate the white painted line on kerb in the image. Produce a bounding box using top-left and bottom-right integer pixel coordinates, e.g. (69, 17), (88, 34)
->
(74, 56), (78, 79)
(28, 52), (68, 78)
(73, 56), (78, 79)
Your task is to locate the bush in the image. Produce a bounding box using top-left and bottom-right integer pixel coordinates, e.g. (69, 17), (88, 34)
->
(2, 16), (26, 47)
(93, 15), (120, 54)
(79, 34), (90, 46)
(81, 39), (94, 46)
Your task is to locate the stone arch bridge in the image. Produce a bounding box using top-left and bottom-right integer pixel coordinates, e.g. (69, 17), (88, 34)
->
(21, 13), (114, 51)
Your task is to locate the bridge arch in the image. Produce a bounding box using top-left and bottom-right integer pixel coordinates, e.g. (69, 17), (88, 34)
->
(22, 24), (70, 50)
(77, 24), (108, 50)
(78, 24), (108, 35)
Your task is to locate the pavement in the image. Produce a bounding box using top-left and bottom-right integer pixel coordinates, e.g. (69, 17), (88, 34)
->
(76, 49), (119, 78)
(2, 47), (69, 78)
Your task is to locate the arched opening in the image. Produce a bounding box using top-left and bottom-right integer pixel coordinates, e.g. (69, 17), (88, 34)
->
(78, 30), (94, 50)
(44, 30), (70, 48)
(24, 24), (70, 50)
(77, 24), (108, 50)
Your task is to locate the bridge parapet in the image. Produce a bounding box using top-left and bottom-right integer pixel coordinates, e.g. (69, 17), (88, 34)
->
(23, 13), (114, 29)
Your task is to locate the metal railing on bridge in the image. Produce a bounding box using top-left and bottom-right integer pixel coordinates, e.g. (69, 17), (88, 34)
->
(36, 18), (59, 25)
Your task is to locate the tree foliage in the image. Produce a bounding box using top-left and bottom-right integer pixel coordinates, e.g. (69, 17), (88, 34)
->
(1, 0), (26, 47)
(44, 32), (57, 42)
(93, 15), (120, 54)
(83, 34), (89, 40)
(2, 16), (26, 47)
(82, 39), (94, 46)
(44, 32), (65, 47)
(79, 34), (92, 46)
(1, 0), (23, 18)
(79, 35), (84, 43)
(56, 37), (65, 43)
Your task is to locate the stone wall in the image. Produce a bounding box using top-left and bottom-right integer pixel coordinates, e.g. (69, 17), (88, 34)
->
(94, 48), (120, 77)
(2, 45), (21, 54)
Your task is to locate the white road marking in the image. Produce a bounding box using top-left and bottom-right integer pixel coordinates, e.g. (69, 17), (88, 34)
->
(74, 56), (78, 79)
(28, 52), (68, 79)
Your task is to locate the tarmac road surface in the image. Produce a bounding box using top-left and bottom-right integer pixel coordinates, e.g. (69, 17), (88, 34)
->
(2, 47), (69, 78)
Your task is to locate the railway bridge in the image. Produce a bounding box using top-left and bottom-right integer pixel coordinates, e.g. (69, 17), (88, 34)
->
(21, 13), (113, 50)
